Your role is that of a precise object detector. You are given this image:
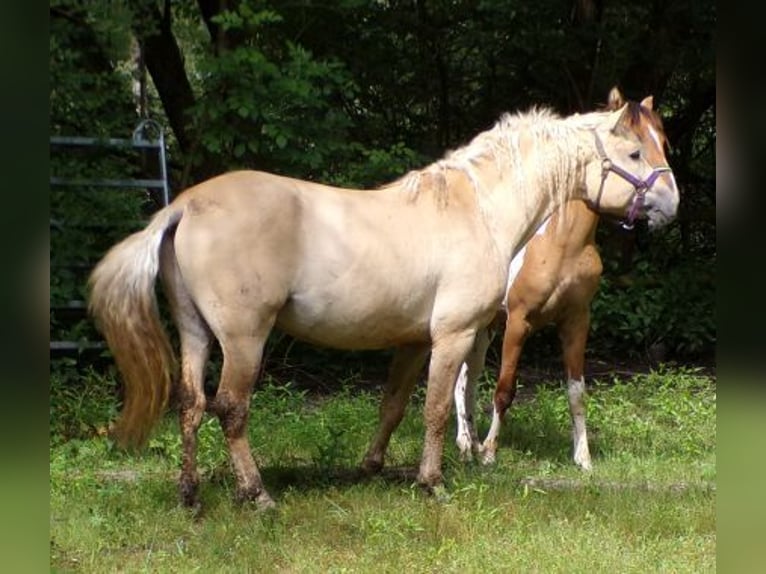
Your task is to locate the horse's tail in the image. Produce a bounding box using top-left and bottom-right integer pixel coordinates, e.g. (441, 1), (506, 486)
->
(88, 196), (190, 449)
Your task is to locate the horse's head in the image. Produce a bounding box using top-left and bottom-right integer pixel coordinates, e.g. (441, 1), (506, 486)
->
(584, 87), (680, 230)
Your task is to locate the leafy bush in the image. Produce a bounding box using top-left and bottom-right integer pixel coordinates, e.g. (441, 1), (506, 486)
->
(590, 257), (715, 359)
(188, 7), (355, 179)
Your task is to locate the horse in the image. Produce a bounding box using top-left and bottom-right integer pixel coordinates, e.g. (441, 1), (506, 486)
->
(88, 89), (679, 510)
(453, 89), (674, 470)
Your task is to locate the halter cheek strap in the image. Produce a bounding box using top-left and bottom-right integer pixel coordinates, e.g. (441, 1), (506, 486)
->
(593, 133), (672, 230)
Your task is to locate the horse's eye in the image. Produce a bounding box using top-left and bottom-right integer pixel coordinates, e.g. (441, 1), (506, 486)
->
(629, 150), (641, 160)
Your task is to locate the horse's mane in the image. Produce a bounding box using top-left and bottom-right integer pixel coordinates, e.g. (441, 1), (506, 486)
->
(385, 106), (609, 215)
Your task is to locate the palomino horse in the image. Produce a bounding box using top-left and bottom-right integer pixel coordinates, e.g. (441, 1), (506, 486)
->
(453, 90), (674, 470)
(88, 91), (679, 510)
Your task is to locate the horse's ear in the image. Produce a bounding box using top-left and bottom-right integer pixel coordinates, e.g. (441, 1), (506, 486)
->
(605, 104), (628, 133)
(640, 95), (654, 110)
(607, 86), (625, 110)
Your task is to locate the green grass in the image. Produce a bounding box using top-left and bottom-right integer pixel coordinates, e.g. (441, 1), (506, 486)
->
(50, 366), (715, 573)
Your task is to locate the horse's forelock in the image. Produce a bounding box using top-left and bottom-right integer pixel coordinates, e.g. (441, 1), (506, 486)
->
(619, 101), (669, 149)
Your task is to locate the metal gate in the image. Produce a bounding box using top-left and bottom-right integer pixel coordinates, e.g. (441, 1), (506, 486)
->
(50, 119), (171, 352)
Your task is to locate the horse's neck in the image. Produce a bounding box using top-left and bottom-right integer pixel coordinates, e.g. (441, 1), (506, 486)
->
(477, 174), (565, 268)
(486, 123), (597, 264)
(570, 202), (600, 244)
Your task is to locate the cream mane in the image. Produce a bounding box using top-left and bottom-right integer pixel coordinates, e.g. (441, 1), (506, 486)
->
(388, 107), (610, 216)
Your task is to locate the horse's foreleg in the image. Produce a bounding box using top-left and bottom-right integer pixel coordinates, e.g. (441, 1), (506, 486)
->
(211, 333), (276, 510)
(481, 312), (530, 464)
(418, 330), (477, 489)
(558, 309), (592, 471)
(454, 329), (492, 461)
(362, 343), (429, 474)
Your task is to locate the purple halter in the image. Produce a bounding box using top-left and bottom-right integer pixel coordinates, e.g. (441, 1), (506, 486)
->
(593, 133), (673, 230)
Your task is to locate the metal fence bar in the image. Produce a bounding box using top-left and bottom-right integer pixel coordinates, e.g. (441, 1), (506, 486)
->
(50, 341), (106, 351)
(49, 135), (162, 149)
(50, 177), (167, 188)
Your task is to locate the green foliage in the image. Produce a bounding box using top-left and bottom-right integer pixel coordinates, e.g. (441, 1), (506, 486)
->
(188, 3), (359, 180)
(50, 2), (136, 136)
(590, 256), (715, 358)
(333, 142), (427, 188)
(50, 3), (154, 345)
(50, 359), (120, 445)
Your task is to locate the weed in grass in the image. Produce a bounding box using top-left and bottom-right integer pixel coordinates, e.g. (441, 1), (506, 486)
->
(50, 359), (120, 445)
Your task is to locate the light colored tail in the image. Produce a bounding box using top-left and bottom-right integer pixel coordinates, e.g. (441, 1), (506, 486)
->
(88, 197), (189, 448)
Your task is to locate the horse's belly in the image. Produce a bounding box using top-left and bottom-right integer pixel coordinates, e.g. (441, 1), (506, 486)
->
(275, 296), (431, 350)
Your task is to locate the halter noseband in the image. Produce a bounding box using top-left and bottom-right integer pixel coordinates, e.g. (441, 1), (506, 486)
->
(593, 133), (673, 230)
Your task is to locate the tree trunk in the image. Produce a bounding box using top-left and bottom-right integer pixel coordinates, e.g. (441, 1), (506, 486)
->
(197, 0), (245, 55)
(131, 0), (196, 155)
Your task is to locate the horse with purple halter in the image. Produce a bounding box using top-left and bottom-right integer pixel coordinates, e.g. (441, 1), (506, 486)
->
(88, 87), (679, 511)
(454, 87), (676, 469)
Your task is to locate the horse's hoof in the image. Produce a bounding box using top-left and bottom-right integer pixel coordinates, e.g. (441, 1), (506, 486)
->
(361, 458), (383, 476)
(457, 449), (473, 463)
(179, 479), (200, 512)
(254, 491), (277, 512)
(416, 469), (443, 489)
(426, 483), (452, 503)
(479, 451), (497, 466)
(236, 486), (277, 512)
(183, 500), (204, 520)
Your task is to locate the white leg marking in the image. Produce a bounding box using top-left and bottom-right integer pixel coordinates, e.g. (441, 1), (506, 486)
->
(454, 363), (473, 460)
(567, 377), (592, 471)
(480, 408), (503, 465)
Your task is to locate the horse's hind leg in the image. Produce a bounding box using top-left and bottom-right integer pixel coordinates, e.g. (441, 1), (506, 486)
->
(176, 324), (212, 508)
(362, 343), (429, 475)
(160, 239), (212, 509)
(210, 326), (276, 509)
(558, 308), (592, 471)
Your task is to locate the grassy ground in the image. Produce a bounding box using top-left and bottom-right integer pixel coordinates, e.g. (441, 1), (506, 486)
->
(50, 366), (715, 573)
